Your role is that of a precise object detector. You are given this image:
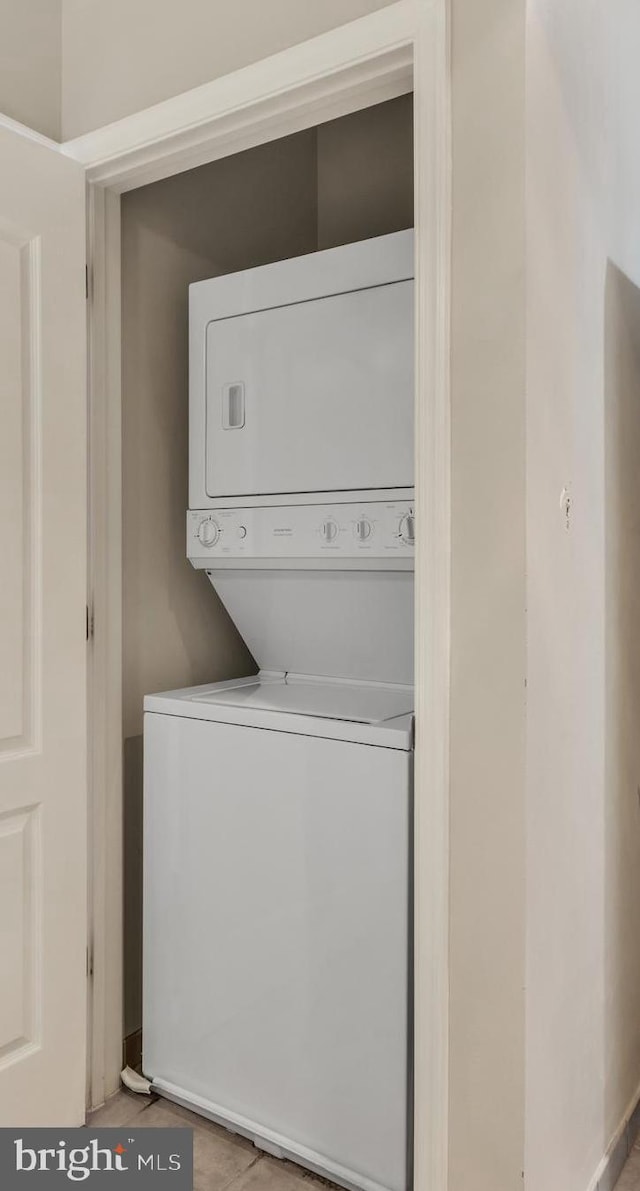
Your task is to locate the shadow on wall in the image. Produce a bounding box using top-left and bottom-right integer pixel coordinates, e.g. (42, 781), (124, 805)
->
(604, 261), (640, 1141)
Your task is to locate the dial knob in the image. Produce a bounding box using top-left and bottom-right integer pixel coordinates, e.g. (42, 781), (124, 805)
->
(399, 513), (415, 545)
(197, 517), (220, 547)
(320, 518), (338, 543)
(355, 517), (372, 542)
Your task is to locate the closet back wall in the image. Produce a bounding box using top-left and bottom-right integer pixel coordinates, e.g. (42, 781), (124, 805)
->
(121, 93), (413, 1042)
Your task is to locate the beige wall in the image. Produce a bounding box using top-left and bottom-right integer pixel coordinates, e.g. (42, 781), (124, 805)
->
(444, 1), (640, 1187)
(0, 0), (398, 142)
(604, 264), (640, 1159)
(0, 0), (61, 139)
(60, 0), (397, 139)
(608, 1), (640, 290)
(121, 100), (413, 1037)
(525, 1), (640, 1188)
(448, 2), (527, 1189)
(317, 96), (413, 251)
(525, 11), (606, 1183)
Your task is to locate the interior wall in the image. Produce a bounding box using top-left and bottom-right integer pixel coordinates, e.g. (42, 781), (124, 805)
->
(60, 0), (397, 140)
(525, 2), (640, 1188)
(607, 0), (640, 288)
(604, 264), (640, 1164)
(121, 98), (413, 1041)
(447, 1), (527, 1188)
(525, 14), (606, 1184)
(0, 0), (61, 139)
(316, 95), (414, 250)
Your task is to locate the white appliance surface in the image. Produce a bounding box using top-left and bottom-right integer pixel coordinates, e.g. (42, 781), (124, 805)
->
(187, 500), (414, 567)
(211, 569), (414, 687)
(205, 281), (413, 498)
(189, 229), (414, 511)
(144, 675), (413, 751)
(194, 676), (412, 723)
(146, 231), (416, 1191)
(143, 705), (411, 1191)
(187, 499), (415, 686)
(187, 231), (415, 689)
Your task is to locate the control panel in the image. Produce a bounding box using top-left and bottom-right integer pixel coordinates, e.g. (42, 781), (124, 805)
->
(187, 501), (415, 566)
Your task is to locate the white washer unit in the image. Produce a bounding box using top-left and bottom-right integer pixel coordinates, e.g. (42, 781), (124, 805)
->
(143, 230), (415, 1191)
(144, 676), (412, 1191)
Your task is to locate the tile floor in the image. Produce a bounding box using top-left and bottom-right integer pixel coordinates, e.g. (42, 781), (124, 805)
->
(89, 1089), (337, 1191)
(616, 1140), (640, 1191)
(89, 1092), (640, 1191)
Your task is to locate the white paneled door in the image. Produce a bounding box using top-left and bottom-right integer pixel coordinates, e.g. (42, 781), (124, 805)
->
(0, 124), (87, 1124)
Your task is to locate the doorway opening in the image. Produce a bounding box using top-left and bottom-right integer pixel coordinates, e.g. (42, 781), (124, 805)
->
(119, 93), (414, 1065)
(83, 12), (451, 1185)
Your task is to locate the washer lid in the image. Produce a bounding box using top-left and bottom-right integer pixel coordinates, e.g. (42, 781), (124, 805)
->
(144, 675), (414, 750)
(192, 675), (413, 725)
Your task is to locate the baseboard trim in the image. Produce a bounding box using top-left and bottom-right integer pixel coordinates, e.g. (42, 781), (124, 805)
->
(589, 1083), (640, 1191)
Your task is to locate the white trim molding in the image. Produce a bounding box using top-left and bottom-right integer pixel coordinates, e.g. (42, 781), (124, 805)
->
(61, 3), (415, 192)
(86, 183), (124, 1109)
(78, 4), (451, 1189)
(412, 3), (451, 1188)
(0, 110), (60, 153)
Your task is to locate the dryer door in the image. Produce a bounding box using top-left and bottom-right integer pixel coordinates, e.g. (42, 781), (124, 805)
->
(205, 279), (413, 498)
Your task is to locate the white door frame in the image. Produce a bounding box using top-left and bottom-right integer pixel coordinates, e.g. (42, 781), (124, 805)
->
(63, 1), (451, 1186)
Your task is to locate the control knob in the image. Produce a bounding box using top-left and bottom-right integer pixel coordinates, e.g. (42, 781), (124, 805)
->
(320, 519), (339, 543)
(399, 513), (415, 546)
(197, 517), (220, 547)
(355, 517), (373, 542)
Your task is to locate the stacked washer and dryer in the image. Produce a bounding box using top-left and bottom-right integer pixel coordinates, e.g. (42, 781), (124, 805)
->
(143, 230), (415, 1191)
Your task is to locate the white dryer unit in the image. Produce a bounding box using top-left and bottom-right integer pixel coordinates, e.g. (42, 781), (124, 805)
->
(143, 230), (415, 1191)
(189, 229), (414, 507)
(187, 229), (415, 688)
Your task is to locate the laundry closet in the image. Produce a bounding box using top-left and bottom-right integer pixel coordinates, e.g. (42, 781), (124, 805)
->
(120, 93), (414, 1191)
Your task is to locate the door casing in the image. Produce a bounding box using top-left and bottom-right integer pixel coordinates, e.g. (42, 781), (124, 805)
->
(61, 2), (451, 1187)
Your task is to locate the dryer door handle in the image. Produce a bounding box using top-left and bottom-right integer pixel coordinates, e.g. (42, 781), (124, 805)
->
(222, 382), (245, 429)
